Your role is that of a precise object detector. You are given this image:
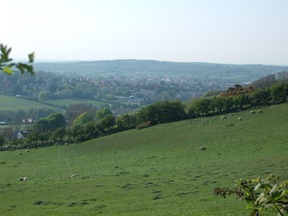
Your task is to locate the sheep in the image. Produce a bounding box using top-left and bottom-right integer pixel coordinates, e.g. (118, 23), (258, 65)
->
(238, 117), (242, 121)
(257, 110), (263, 113)
(25, 149), (30, 153)
(200, 146), (207, 151)
(221, 116), (226, 119)
(229, 113), (234, 116)
(19, 176), (28, 181)
(250, 110), (255, 114)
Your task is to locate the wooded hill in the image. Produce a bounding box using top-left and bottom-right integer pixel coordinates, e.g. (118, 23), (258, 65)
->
(35, 60), (288, 83)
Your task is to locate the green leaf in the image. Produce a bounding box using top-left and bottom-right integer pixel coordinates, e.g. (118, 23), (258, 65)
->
(16, 63), (34, 75)
(254, 183), (261, 191)
(270, 191), (281, 200)
(0, 44), (6, 53)
(246, 203), (253, 209)
(252, 177), (261, 183)
(28, 52), (35, 63)
(2, 66), (13, 74)
(269, 184), (278, 196)
(256, 193), (267, 205)
(282, 189), (288, 196)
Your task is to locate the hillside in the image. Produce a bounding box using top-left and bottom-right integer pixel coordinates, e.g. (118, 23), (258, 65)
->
(35, 60), (288, 83)
(0, 104), (287, 215)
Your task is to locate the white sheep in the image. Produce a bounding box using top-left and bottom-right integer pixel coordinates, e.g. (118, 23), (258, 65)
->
(19, 176), (28, 181)
(238, 117), (242, 121)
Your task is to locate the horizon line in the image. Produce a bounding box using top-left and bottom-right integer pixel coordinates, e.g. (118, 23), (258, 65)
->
(27, 59), (288, 67)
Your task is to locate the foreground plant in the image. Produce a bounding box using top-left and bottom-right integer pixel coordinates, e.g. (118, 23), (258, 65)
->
(0, 43), (34, 75)
(214, 174), (288, 215)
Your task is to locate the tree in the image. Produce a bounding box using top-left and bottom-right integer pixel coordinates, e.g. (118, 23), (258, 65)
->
(69, 125), (84, 143)
(97, 115), (116, 132)
(65, 103), (96, 125)
(96, 108), (113, 120)
(271, 82), (288, 104)
(137, 100), (187, 125)
(72, 112), (94, 127)
(34, 113), (66, 132)
(136, 104), (156, 124)
(116, 114), (137, 130)
(25, 130), (41, 146)
(0, 127), (14, 142)
(69, 123), (99, 143)
(213, 96), (226, 113)
(223, 97), (234, 112)
(47, 113), (66, 130)
(156, 100), (187, 123)
(28, 108), (56, 120)
(0, 44), (34, 75)
(38, 91), (52, 101)
(57, 89), (73, 98)
(250, 88), (271, 106)
(190, 98), (212, 116)
(52, 128), (67, 143)
(233, 94), (250, 109)
(83, 122), (100, 140)
(0, 135), (5, 150)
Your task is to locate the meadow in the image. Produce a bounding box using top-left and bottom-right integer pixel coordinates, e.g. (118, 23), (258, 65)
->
(0, 104), (287, 215)
(0, 95), (108, 111)
(46, 99), (109, 108)
(0, 95), (54, 111)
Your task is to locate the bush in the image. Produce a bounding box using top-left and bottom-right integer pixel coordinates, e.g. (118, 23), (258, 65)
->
(214, 174), (288, 215)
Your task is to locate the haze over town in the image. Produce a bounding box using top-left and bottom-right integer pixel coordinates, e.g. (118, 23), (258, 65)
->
(2, 0), (288, 65)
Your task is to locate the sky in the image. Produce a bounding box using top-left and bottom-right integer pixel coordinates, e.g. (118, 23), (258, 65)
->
(1, 0), (288, 65)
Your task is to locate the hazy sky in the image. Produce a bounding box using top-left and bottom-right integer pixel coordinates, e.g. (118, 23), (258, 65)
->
(1, 0), (288, 65)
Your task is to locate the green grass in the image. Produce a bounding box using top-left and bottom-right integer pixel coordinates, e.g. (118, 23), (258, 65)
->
(0, 95), (109, 112)
(46, 99), (108, 108)
(0, 104), (288, 215)
(0, 95), (55, 111)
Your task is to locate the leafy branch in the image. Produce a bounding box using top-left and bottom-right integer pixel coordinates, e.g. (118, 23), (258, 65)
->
(214, 175), (288, 215)
(0, 44), (34, 75)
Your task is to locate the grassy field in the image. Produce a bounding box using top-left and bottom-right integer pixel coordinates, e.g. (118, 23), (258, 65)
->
(46, 99), (109, 108)
(0, 95), (56, 111)
(0, 104), (287, 215)
(0, 95), (107, 111)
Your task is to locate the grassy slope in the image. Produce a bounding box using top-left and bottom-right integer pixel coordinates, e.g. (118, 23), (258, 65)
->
(0, 104), (287, 215)
(46, 99), (108, 108)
